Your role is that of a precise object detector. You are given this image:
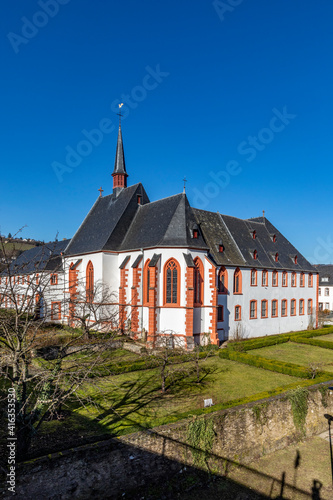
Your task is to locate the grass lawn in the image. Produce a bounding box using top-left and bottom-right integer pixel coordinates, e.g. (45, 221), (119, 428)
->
(315, 332), (333, 342)
(251, 342), (333, 372)
(36, 356), (303, 450)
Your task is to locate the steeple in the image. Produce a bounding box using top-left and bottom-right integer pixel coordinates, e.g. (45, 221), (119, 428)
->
(112, 111), (128, 193)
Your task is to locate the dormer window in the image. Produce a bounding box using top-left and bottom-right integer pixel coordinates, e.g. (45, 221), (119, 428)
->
(193, 230), (198, 239)
(272, 235), (277, 243)
(253, 250), (258, 260)
(275, 253), (279, 262)
(137, 195), (142, 205)
(294, 255), (298, 265)
(252, 231), (256, 240)
(218, 243), (224, 253)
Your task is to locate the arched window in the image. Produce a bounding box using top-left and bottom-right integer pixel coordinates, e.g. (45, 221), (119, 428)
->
(261, 300), (268, 318)
(218, 267), (228, 294)
(86, 261), (94, 302)
(272, 300), (278, 318)
(251, 269), (257, 286)
(233, 268), (242, 294)
(164, 258), (180, 305)
(291, 299), (296, 316)
(143, 259), (151, 305)
(281, 299), (287, 317)
(253, 250), (258, 260)
(275, 253), (279, 262)
(299, 299), (304, 315)
(272, 271), (278, 287)
(194, 257), (204, 306)
(282, 271), (288, 287)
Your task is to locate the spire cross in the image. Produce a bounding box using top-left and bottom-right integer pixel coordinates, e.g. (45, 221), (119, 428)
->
(98, 186), (104, 197)
(183, 176), (187, 193)
(117, 103), (124, 125)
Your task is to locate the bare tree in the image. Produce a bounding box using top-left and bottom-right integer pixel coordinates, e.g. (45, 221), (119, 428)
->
(0, 236), (119, 459)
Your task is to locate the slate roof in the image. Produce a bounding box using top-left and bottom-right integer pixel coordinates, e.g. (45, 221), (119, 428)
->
(113, 123), (127, 176)
(119, 193), (208, 252)
(65, 183), (150, 256)
(8, 239), (70, 275)
(314, 265), (333, 286)
(193, 210), (315, 272)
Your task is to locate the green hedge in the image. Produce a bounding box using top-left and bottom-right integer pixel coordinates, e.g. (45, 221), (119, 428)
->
(229, 326), (333, 352)
(219, 350), (330, 379)
(291, 336), (333, 350)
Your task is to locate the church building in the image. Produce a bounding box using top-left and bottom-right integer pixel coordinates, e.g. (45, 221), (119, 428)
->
(60, 120), (318, 346)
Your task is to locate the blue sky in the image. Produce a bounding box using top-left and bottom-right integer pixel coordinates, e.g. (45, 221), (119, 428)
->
(1, 0), (332, 263)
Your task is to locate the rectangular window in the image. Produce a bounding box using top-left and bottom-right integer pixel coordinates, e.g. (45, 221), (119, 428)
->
(319, 288), (321, 296)
(282, 272), (287, 287)
(325, 288), (329, 296)
(250, 300), (257, 319)
(272, 300), (278, 317)
(308, 274), (313, 287)
(299, 299), (304, 315)
(307, 299), (313, 315)
(291, 273), (296, 287)
(272, 272), (278, 287)
(262, 271), (268, 287)
(50, 274), (58, 285)
(300, 274), (304, 287)
(291, 300), (296, 316)
(261, 300), (268, 318)
(282, 300), (287, 316)
(326, 303), (330, 310)
(251, 270), (257, 286)
(218, 306), (223, 322)
(235, 305), (241, 321)
(51, 302), (61, 321)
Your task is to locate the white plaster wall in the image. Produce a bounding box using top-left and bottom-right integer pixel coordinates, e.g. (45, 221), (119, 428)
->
(318, 285), (333, 310)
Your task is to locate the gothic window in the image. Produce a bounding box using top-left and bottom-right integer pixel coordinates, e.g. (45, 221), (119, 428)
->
(143, 259), (151, 305)
(194, 257), (204, 306)
(164, 258), (180, 305)
(86, 261), (94, 302)
(218, 267), (228, 294)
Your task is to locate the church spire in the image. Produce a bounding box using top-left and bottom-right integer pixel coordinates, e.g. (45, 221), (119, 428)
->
(112, 105), (128, 193)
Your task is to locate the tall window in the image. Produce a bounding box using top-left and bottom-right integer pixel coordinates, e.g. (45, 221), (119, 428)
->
(308, 273), (313, 287)
(261, 300), (268, 318)
(299, 299), (304, 315)
(308, 299), (313, 315)
(262, 270), (268, 287)
(291, 272), (296, 287)
(300, 273), (304, 287)
(325, 288), (329, 296)
(218, 306), (224, 322)
(143, 259), (151, 305)
(282, 272), (288, 287)
(51, 302), (61, 320)
(291, 299), (296, 316)
(272, 271), (278, 287)
(319, 288), (321, 296)
(164, 258), (180, 305)
(86, 261), (94, 302)
(194, 257), (204, 306)
(250, 300), (257, 319)
(218, 267), (228, 294)
(272, 300), (278, 317)
(235, 305), (241, 321)
(233, 268), (242, 294)
(281, 299), (287, 317)
(251, 269), (257, 286)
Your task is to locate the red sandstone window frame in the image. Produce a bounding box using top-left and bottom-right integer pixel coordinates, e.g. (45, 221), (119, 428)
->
(194, 257), (204, 306)
(299, 299), (304, 315)
(271, 299), (278, 318)
(308, 273), (313, 287)
(250, 269), (257, 287)
(235, 305), (241, 321)
(86, 261), (94, 303)
(261, 299), (268, 318)
(272, 271), (278, 287)
(291, 299), (296, 316)
(291, 272), (296, 287)
(143, 259), (151, 306)
(249, 300), (257, 319)
(281, 299), (287, 317)
(282, 271), (288, 287)
(51, 301), (61, 321)
(233, 268), (242, 294)
(307, 299), (313, 315)
(50, 273), (58, 285)
(218, 267), (228, 294)
(300, 273), (305, 287)
(253, 250), (258, 260)
(262, 270), (268, 287)
(218, 305), (224, 322)
(163, 258), (180, 306)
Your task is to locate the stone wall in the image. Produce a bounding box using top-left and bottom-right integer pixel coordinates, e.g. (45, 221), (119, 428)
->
(5, 383), (333, 499)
